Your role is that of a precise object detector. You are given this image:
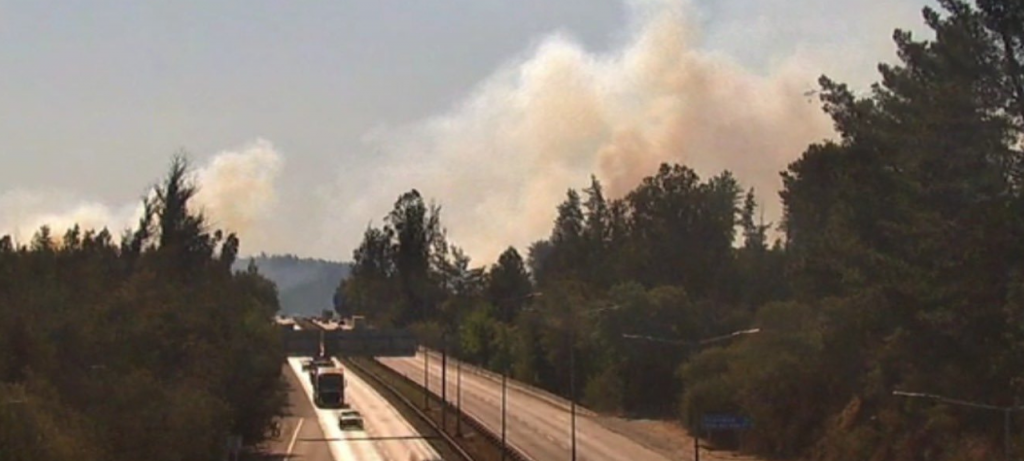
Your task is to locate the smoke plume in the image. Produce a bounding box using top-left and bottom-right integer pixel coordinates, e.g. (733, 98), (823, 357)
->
(333, 0), (835, 263)
(194, 139), (283, 248)
(0, 190), (141, 245)
(0, 139), (283, 250)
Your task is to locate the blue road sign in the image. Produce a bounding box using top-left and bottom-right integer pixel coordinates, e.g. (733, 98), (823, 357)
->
(701, 414), (753, 430)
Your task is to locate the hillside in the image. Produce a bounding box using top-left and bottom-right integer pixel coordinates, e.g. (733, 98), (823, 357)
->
(235, 254), (350, 316)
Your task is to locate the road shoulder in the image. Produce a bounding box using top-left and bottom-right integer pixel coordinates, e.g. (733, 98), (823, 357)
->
(592, 416), (763, 461)
(242, 364), (333, 461)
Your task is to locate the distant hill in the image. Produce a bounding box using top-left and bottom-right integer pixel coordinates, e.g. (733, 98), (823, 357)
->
(234, 254), (350, 316)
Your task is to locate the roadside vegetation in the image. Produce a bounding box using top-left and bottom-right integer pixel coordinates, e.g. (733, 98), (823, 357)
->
(336, 1), (1024, 459)
(0, 157), (286, 461)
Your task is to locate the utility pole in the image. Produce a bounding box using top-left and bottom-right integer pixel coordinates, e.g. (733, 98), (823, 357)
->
(622, 328), (761, 461)
(894, 390), (1024, 461)
(497, 291), (540, 461)
(570, 323), (577, 461)
(568, 303), (626, 460)
(562, 303), (624, 461)
(1006, 408), (1011, 461)
(442, 331), (448, 430)
(456, 354), (463, 436)
(693, 411), (700, 461)
(423, 347), (429, 410)
(501, 316), (508, 461)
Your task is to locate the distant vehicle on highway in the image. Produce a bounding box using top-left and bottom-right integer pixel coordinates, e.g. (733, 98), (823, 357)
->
(338, 409), (363, 430)
(311, 365), (346, 408)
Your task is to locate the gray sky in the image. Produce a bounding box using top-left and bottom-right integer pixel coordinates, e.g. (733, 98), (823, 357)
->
(0, 0), (934, 263)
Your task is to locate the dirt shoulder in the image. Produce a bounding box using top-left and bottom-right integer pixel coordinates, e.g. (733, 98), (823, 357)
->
(592, 415), (765, 461)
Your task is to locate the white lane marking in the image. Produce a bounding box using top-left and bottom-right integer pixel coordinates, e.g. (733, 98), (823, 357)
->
(287, 419), (304, 456)
(337, 358), (440, 461)
(287, 358), (383, 461)
(380, 356), (551, 461)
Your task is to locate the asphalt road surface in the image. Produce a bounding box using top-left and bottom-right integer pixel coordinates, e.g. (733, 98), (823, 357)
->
(254, 359), (441, 461)
(252, 363), (334, 461)
(328, 357), (440, 461)
(379, 351), (670, 461)
(286, 357), (442, 461)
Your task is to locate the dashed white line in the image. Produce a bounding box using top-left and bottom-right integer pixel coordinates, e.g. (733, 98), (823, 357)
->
(287, 419), (304, 456)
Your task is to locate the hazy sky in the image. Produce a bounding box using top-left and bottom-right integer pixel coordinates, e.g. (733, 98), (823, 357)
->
(0, 0), (934, 263)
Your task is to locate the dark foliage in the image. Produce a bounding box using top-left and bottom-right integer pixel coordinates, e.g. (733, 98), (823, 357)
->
(337, 2), (1024, 459)
(0, 156), (286, 461)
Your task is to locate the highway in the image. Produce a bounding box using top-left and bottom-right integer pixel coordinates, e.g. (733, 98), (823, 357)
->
(379, 351), (671, 461)
(329, 357), (441, 461)
(286, 357), (441, 461)
(273, 317), (440, 461)
(258, 362), (335, 461)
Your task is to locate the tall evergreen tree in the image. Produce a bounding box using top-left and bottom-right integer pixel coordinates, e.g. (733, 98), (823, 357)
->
(487, 247), (533, 321)
(386, 190), (442, 324)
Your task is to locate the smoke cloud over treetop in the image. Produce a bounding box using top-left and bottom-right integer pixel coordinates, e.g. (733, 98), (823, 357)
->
(194, 139), (282, 242)
(0, 139), (283, 250)
(3, 0), (855, 263)
(335, 0), (835, 263)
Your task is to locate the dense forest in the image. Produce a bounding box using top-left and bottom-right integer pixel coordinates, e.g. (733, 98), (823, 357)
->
(0, 158), (286, 461)
(235, 254), (350, 317)
(336, 1), (1024, 459)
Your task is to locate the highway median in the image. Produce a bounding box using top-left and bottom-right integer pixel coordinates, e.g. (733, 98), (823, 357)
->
(343, 355), (531, 461)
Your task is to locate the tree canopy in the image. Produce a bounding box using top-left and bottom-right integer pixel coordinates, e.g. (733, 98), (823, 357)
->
(0, 156), (285, 461)
(336, 1), (1024, 459)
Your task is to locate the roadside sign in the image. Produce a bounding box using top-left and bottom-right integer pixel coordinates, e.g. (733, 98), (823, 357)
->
(282, 330), (321, 357)
(281, 326), (417, 357)
(329, 329), (417, 357)
(701, 414), (753, 430)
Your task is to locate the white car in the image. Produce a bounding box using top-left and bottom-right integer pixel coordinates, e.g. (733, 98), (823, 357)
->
(338, 409), (363, 430)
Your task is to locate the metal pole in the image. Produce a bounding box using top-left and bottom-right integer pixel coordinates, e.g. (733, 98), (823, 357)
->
(1006, 408), (1011, 461)
(501, 300), (509, 461)
(442, 333), (448, 431)
(692, 420), (700, 461)
(502, 369), (508, 460)
(424, 347), (429, 410)
(570, 325), (577, 461)
(457, 356), (463, 436)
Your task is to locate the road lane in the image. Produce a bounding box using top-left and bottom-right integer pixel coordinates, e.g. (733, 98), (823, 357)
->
(288, 319), (441, 460)
(288, 357), (442, 461)
(252, 363), (333, 461)
(383, 355), (563, 460)
(287, 358), (383, 460)
(380, 352), (671, 461)
(341, 357), (441, 461)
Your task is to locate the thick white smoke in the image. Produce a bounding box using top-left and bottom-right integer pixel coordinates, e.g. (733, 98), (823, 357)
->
(194, 139), (283, 249)
(0, 190), (141, 245)
(333, 0), (835, 264)
(0, 139), (283, 250)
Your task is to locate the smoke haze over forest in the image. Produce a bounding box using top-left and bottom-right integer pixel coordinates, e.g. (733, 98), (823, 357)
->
(0, 0), (932, 263)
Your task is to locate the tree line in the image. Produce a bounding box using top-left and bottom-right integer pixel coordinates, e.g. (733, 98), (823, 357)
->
(0, 157), (286, 461)
(336, 1), (1024, 459)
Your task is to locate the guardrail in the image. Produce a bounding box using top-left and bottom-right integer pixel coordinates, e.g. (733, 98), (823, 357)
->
(420, 347), (596, 417)
(343, 357), (475, 461)
(298, 318), (528, 461)
(351, 356), (532, 461)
